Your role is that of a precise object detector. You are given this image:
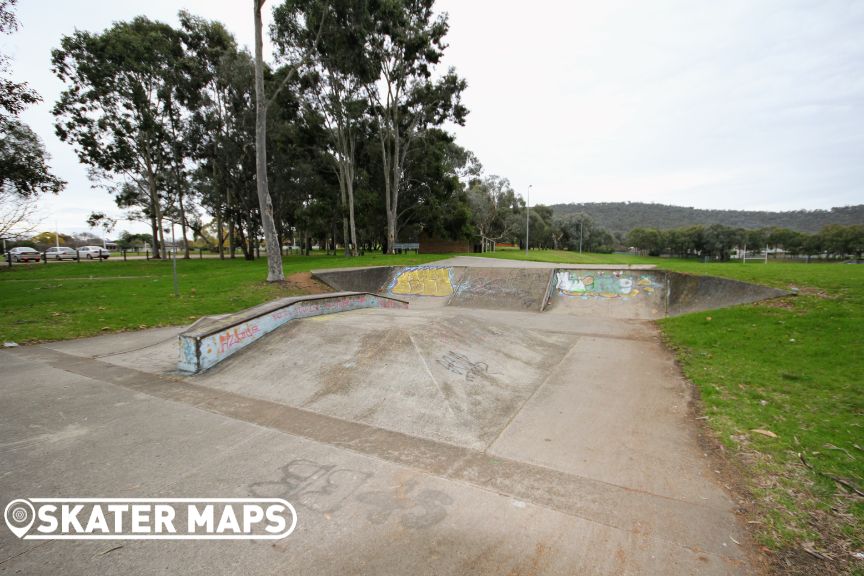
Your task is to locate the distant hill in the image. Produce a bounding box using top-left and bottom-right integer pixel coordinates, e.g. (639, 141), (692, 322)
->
(548, 202), (864, 234)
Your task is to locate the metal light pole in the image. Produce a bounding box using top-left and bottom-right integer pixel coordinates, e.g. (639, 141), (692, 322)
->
(168, 223), (179, 297)
(525, 184), (532, 256)
(579, 220), (583, 254)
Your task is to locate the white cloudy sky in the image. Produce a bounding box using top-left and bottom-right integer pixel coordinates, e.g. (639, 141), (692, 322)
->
(4, 0), (863, 235)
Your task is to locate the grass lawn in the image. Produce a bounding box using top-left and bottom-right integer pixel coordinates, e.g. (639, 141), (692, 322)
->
(2, 248), (861, 570)
(0, 252), (443, 343)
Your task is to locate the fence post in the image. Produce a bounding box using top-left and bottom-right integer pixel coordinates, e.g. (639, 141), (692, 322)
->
(76, 249), (80, 263)
(146, 249), (149, 260)
(43, 252), (47, 265)
(123, 249), (127, 262)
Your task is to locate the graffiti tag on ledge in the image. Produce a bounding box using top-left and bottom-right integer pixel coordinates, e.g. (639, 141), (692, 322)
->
(218, 324), (261, 353)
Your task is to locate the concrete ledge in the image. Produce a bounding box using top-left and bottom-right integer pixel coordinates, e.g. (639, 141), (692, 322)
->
(178, 292), (408, 373)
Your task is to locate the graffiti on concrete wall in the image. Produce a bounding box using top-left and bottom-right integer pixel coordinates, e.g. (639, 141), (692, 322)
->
(179, 293), (408, 373)
(218, 324), (261, 353)
(389, 266), (454, 297)
(555, 271), (663, 300)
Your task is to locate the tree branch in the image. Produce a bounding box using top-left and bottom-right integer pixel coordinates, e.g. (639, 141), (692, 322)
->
(266, 7), (328, 109)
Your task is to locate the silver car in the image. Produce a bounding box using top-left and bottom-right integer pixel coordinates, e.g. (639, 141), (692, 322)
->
(45, 246), (79, 261)
(77, 245), (110, 260)
(7, 247), (41, 262)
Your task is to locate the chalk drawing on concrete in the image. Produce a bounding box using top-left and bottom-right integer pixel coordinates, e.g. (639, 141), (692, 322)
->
(555, 271), (662, 300)
(389, 266), (454, 297)
(356, 479), (453, 529)
(250, 458), (373, 515)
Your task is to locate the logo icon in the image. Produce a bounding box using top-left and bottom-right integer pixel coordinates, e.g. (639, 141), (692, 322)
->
(4, 499), (35, 538)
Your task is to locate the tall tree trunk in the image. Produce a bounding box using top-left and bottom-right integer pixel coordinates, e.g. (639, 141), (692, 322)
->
(167, 101), (191, 260)
(347, 179), (358, 257)
(144, 152), (162, 259)
(226, 188), (235, 258)
(253, 0), (284, 282)
(149, 213), (159, 260)
(337, 168), (350, 257)
(235, 218), (250, 260)
(216, 211), (224, 259)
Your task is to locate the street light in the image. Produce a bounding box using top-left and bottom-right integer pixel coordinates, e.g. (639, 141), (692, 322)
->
(525, 184), (532, 256)
(579, 219), (583, 254)
(164, 222), (179, 297)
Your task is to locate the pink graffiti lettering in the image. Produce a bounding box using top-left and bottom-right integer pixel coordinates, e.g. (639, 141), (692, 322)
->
(218, 324), (261, 353)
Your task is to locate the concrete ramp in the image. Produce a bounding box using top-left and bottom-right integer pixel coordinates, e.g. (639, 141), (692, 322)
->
(449, 267), (553, 312)
(668, 272), (788, 316)
(312, 265), (396, 293)
(312, 262), (790, 319)
(546, 270), (668, 319)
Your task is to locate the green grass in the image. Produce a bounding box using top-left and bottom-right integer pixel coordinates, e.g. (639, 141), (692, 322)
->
(2, 248), (862, 567)
(0, 252), (444, 343)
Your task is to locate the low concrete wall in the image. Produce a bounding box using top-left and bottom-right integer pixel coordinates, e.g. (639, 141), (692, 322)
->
(418, 238), (470, 254)
(178, 292), (408, 373)
(449, 268), (553, 312)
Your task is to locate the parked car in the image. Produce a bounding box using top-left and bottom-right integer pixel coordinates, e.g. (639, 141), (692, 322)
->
(7, 247), (41, 262)
(77, 246), (110, 260)
(45, 246), (79, 261)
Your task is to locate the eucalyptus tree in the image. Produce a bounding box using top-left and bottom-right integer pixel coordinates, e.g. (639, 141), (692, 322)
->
(179, 12), (251, 258)
(253, 0), (325, 278)
(1, 0), (64, 238)
(273, 0), (373, 256)
(52, 18), (185, 258)
(467, 175), (520, 248)
(362, 0), (468, 252)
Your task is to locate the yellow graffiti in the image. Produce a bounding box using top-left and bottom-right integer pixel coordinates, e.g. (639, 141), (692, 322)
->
(391, 268), (453, 297)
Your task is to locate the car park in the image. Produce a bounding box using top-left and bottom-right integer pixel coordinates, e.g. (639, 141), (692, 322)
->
(45, 246), (79, 261)
(77, 245), (110, 260)
(7, 247), (41, 262)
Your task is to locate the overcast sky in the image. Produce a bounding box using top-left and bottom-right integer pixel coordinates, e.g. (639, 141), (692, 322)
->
(4, 0), (863, 235)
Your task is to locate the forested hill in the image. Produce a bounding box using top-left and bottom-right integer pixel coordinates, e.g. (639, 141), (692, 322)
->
(548, 202), (864, 234)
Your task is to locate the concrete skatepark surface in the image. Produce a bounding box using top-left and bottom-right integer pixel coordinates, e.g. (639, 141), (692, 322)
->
(0, 256), (778, 575)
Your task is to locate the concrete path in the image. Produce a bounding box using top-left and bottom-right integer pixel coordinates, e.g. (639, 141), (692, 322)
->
(0, 303), (754, 575)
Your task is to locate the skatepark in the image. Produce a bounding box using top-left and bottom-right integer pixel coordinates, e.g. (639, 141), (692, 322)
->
(0, 256), (788, 574)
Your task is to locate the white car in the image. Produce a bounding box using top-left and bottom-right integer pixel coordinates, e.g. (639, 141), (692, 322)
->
(77, 246), (110, 260)
(45, 246), (79, 261)
(7, 247), (41, 262)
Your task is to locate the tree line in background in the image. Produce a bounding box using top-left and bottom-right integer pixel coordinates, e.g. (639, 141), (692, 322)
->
(551, 202), (864, 235)
(628, 224), (864, 261)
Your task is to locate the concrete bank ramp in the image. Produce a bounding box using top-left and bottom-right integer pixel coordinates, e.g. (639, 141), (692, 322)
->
(312, 265), (789, 318)
(449, 267), (552, 312)
(667, 272), (790, 316)
(546, 269), (668, 319)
